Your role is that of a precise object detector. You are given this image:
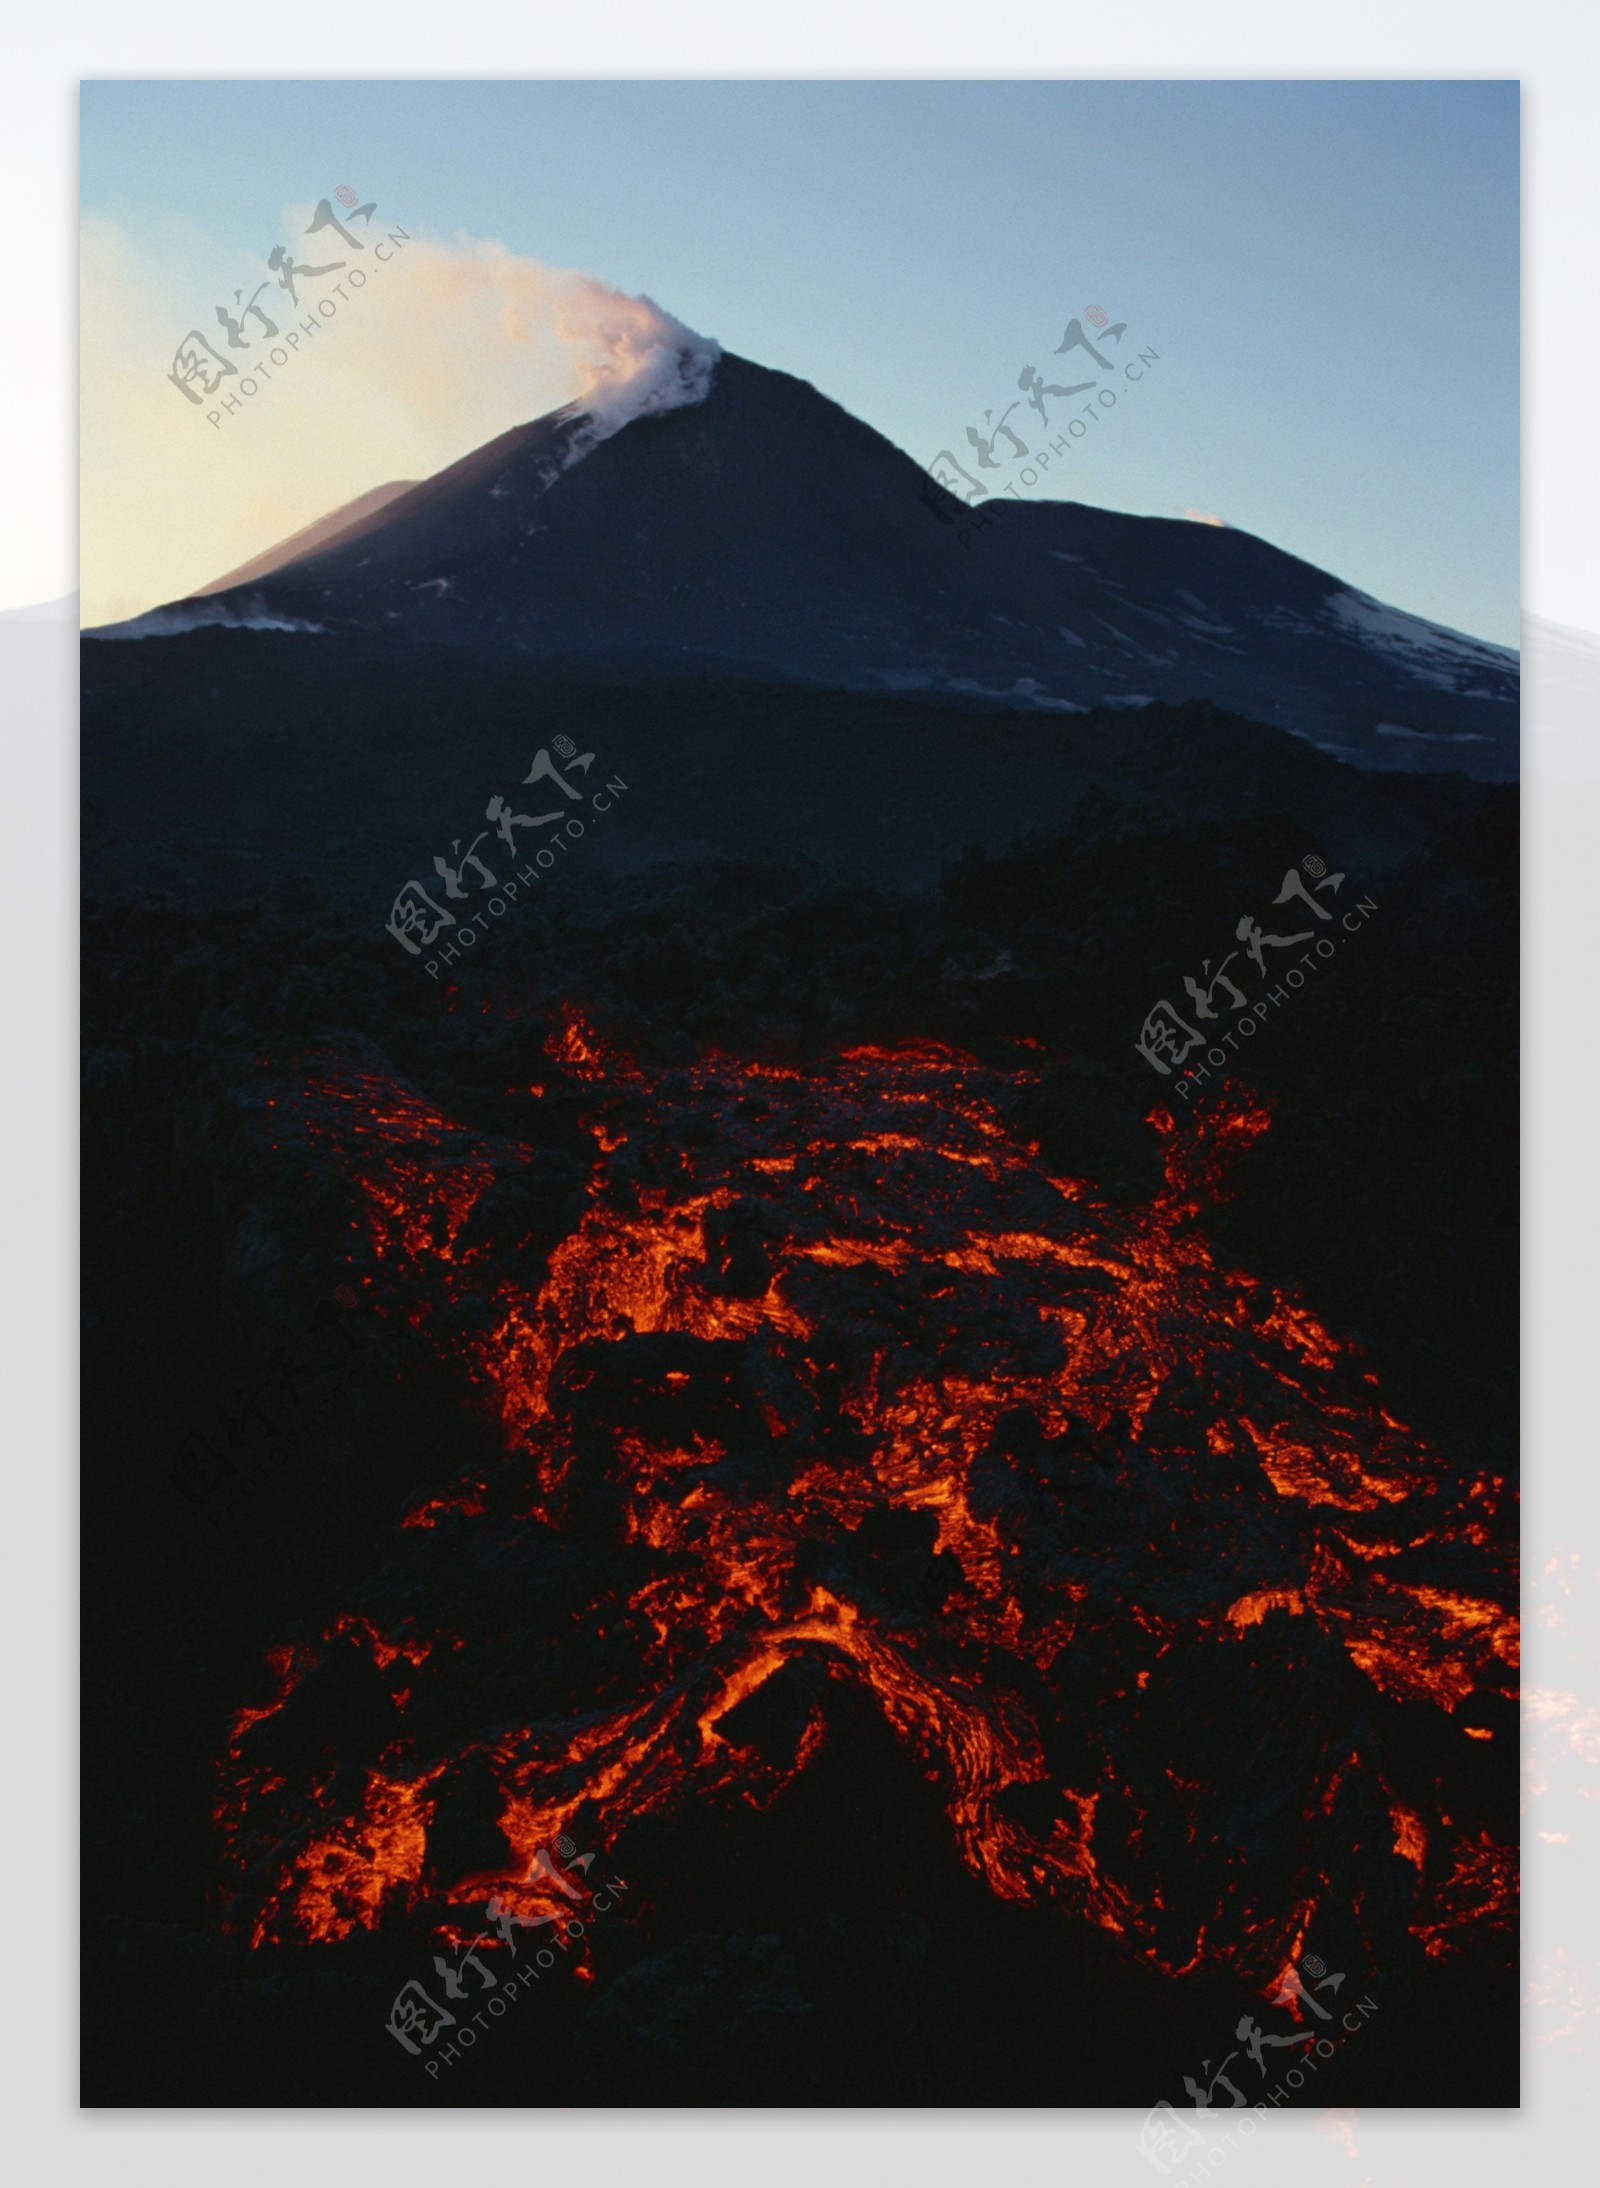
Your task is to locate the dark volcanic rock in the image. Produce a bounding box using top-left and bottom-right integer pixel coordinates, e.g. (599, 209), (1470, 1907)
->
(98, 353), (1518, 778)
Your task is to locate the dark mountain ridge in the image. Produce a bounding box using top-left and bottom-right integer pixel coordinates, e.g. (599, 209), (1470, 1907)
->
(93, 354), (1518, 780)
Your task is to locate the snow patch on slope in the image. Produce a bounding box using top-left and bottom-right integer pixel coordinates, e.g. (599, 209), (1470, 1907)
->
(1325, 588), (1517, 692)
(84, 597), (326, 639)
(1374, 722), (1490, 743)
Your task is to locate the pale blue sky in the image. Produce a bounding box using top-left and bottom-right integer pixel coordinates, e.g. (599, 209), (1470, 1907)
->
(81, 78), (1520, 645)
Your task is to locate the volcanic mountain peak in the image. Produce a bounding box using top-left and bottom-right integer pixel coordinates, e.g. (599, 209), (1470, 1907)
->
(96, 348), (1517, 780)
(194, 480), (420, 595)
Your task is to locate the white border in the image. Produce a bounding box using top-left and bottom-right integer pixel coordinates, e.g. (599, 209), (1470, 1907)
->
(6, 8), (1594, 2184)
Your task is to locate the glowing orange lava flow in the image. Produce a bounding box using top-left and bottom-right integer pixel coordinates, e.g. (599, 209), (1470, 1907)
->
(219, 1017), (1516, 1983)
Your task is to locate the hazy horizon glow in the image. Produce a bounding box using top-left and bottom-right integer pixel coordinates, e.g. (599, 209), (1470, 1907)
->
(80, 79), (1518, 642)
(80, 218), (730, 626)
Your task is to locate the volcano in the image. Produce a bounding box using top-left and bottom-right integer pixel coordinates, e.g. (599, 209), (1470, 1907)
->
(82, 334), (1518, 2108)
(96, 352), (1518, 780)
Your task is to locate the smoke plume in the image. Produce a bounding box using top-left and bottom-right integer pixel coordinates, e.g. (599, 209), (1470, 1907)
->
(80, 215), (721, 627)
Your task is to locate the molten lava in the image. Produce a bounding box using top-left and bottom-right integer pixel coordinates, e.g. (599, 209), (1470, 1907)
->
(218, 1016), (1516, 1990)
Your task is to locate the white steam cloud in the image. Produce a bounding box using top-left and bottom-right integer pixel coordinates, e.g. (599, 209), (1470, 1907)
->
(81, 216), (722, 628)
(553, 290), (721, 460)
